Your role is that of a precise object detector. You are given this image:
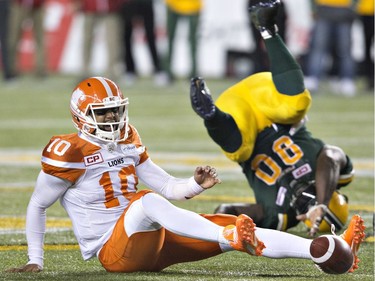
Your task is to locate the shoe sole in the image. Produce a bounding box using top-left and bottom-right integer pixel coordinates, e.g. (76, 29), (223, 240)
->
(235, 214), (265, 256)
(340, 215), (366, 272)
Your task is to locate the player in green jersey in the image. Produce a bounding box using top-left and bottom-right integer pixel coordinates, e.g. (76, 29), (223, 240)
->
(190, 0), (353, 236)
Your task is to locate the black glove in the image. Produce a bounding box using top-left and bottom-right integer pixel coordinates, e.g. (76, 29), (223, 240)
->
(190, 77), (216, 120)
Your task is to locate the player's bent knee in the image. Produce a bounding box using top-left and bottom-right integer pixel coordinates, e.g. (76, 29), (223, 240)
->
(141, 192), (173, 215)
(125, 199), (162, 236)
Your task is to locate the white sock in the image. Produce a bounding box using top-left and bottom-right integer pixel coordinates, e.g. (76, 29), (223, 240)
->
(141, 193), (230, 245)
(256, 227), (312, 259)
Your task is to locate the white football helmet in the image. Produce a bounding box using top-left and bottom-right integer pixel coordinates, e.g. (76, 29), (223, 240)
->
(70, 77), (129, 142)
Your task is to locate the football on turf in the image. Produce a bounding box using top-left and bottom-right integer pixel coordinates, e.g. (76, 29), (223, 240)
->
(310, 235), (353, 274)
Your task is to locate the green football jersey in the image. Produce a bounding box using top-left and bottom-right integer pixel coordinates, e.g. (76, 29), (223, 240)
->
(241, 124), (324, 230)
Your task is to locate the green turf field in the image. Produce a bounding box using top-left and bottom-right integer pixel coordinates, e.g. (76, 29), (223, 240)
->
(0, 75), (373, 280)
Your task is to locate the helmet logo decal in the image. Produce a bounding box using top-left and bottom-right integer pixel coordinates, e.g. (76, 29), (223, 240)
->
(71, 88), (86, 105)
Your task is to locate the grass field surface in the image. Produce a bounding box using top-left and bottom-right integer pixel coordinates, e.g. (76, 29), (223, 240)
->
(0, 75), (373, 280)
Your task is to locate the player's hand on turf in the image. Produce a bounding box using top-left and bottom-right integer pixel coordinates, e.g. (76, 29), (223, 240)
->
(5, 264), (42, 273)
(296, 204), (327, 237)
(194, 166), (221, 189)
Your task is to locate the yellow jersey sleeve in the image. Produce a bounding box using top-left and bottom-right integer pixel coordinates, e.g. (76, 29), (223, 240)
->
(215, 72), (311, 162)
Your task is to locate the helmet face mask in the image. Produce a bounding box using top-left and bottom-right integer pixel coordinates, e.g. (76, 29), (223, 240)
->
(87, 101), (128, 142)
(70, 77), (129, 143)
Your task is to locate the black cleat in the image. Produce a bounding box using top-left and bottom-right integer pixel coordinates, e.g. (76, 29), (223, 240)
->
(249, 0), (281, 38)
(190, 77), (216, 120)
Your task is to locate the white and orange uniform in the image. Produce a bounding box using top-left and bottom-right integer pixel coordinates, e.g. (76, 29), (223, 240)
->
(26, 125), (241, 272)
(41, 125), (151, 259)
(26, 123), (313, 272)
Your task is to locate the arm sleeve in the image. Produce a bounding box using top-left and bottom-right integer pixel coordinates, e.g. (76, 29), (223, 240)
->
(136, 158), (205, 200)
(26, 171), (71, 268)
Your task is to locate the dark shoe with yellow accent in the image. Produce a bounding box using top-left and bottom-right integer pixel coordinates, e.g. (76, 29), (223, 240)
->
(249, 0), (281, 39)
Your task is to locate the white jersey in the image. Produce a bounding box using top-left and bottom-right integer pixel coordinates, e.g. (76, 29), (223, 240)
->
(28, 124), (205, 265)
(41, 125), (149, 259)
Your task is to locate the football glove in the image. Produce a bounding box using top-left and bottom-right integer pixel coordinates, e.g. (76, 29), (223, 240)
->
(299, 203), (328, 236)
(190, 77), (216, 120)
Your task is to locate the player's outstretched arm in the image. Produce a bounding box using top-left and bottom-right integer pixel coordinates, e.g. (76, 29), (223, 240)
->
(297, 145), (348, 236)
(6, 172), (71, 273)
(194, 165), (221, 189)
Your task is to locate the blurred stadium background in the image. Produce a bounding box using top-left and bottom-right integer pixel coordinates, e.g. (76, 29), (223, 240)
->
(9, 0), (368, 79)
